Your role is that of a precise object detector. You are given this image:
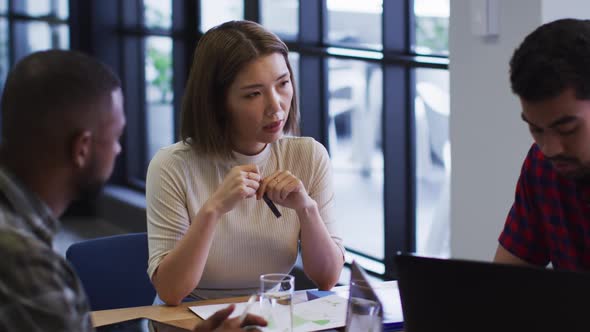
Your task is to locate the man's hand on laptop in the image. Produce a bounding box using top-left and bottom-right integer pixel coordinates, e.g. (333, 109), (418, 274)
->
(193, 304), (267, 332)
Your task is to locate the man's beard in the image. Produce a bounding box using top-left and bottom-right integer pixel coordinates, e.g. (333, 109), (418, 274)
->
(77, 177), (106, 201)
(76, 158), (107, 201)
(550, 159), (590, 181)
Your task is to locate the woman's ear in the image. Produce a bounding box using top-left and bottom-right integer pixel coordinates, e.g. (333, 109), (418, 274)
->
(70, 130), (92, 169)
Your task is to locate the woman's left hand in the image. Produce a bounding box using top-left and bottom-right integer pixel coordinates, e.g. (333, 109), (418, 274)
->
(257, 171), (314, 211)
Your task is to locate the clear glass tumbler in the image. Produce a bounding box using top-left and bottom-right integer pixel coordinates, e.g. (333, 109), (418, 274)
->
(259, 273), (295, 332)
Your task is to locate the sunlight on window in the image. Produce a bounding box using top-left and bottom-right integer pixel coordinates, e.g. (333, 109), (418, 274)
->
(288, 52), (300, 107)
(0, 19), (7, 85)
(414, 0), (449, 17)
(327, 0), (381, 13)
(23, 0), (68, 18)
(413, 0), (450, 55)
(200, 0), (243, 32)
(326, 0), (382, 50)
(328, 58), (384, 259)
(17, 21), (68, 55)
(145, 37), (174, 160)
(261, 0), (298, 40)
(25, 0), (49, 16)
(144, 0), (172, 30)
(414, 68), (450, 257)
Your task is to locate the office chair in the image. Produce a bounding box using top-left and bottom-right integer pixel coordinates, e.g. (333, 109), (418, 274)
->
(65, 232), (156, 311)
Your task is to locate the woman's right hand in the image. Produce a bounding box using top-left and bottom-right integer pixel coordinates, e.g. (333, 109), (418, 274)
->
(207, 164), (261, 216)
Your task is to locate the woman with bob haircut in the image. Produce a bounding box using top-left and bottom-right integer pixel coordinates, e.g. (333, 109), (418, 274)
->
(146, 20), (345, 305)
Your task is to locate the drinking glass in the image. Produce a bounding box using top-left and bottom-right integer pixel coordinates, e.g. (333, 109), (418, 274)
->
(259, 273), (294, 332)
(345, 297), (381, 332)
(345, 280), (382, 332)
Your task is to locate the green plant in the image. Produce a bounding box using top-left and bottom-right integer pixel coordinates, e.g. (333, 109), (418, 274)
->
(147, 45), (172, 103)
(416, 16), (449, 55)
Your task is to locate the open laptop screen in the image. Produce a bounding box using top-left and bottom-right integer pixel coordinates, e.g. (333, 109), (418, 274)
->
(395, 253), (590, 332)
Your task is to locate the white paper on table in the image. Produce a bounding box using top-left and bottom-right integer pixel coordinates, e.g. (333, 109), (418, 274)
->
(189, 294), (347, 332)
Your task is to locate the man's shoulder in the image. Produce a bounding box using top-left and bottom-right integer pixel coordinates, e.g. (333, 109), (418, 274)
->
(0, 225), (38, 254)
(0, 226), (55, 281)
(0, 225), (93, 332)
(0, 224), (78, 298)
(0, 204), (39, 249)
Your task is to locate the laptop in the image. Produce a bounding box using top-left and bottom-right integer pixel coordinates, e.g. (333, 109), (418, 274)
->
(394, 253), (590, 332)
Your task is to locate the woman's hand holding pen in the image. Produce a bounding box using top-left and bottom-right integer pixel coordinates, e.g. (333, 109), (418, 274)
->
(257, 170), (315, 212)
(208, 164), (261, 215)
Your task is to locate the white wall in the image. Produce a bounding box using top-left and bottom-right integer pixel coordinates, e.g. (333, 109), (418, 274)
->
(541, 0), (590, 22)
(449, 0), (539, 260)
(450, 0), (590, 260)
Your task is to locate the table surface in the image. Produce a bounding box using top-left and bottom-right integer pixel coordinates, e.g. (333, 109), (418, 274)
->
(91, 282), (397, 330)
(91, 296), (248, 330)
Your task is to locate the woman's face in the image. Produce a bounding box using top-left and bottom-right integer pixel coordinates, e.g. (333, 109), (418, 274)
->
(226, 52), (293, 155)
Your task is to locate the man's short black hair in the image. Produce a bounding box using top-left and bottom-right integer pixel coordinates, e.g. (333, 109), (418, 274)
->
(510, 18), (590, 102)
(0, 49), (121, 145)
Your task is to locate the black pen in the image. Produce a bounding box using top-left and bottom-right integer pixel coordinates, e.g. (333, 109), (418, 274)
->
(262, 193), (282, 218)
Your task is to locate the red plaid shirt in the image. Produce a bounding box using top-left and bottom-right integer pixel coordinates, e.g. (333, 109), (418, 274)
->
(499, 144), (590, 270)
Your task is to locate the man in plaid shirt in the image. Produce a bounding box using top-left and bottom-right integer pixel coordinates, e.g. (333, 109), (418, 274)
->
(495, 19), (590, 270)
(0, 51), (266, 331)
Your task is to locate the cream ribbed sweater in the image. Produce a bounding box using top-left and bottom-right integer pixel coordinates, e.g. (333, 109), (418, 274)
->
(146, 137), (344, 299)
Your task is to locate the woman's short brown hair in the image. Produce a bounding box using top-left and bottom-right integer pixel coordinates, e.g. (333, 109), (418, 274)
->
(180, 20), (299, 159)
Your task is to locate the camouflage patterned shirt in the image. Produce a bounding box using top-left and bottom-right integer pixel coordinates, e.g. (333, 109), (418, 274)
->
(0, 167), (93, 332)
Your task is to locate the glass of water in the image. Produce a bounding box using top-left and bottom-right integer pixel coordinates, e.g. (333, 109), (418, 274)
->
(259, 273), (294, 332)
(345, 297), (381, 332)
(345, 280), (382, 332)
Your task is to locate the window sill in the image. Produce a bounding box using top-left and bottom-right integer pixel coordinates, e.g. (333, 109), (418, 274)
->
(96, 185), (147, 232)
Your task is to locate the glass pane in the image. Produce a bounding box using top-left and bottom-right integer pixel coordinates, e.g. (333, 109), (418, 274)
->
(413, 0), (450, 55)
(145, 37), (174, 161)
(326, 0), (382, 50)
(14, 22), (69, 62)
(21, 0), (49, 16)
(0, 19), (8, 85)
(57, 0), (68, 19)
(200, 0), (243, 32)
(0, 0), (7, 13)
(414, 68), (450, 257)
(288, 52), (299, 106)
(144, 0), (172, 30)
(328, 58), (384, 259)
(55, 24), (69, 49)
(17, 0), (68, 19)
(261, 0), (298, 40)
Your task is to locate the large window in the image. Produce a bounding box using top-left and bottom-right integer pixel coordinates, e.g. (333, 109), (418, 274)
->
(91, 0), (450, 279)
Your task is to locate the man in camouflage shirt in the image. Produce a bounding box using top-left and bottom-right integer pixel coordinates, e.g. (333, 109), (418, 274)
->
(0, 50), (124, 331)
(0, 50), (265, 332)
